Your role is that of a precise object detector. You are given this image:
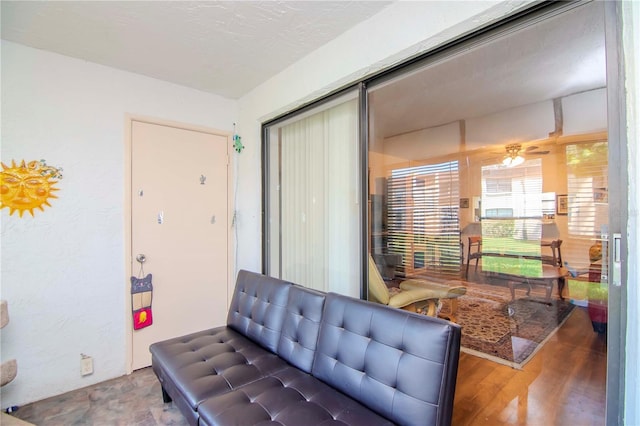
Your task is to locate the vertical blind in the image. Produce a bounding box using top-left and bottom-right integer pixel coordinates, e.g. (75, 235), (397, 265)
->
(387, 161), (460, 276)
(275, 99), (360, 296)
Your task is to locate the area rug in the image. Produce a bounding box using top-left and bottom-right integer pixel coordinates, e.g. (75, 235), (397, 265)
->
(439, 281), (575, 369)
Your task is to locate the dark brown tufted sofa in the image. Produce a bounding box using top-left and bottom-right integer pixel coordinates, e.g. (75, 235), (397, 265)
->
(150, 270), (461, 426)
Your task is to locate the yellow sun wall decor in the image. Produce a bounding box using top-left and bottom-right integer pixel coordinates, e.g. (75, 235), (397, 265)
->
(0, 159), (63, 217)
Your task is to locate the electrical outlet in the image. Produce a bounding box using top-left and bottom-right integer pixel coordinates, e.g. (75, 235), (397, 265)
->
(81, 355), (93, 376)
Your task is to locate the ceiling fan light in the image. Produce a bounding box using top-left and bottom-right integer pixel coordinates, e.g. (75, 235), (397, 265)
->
(502, 155), (524, 167)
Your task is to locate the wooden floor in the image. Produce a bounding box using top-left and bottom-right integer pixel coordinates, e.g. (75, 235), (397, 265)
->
(453, 306), (607, 425)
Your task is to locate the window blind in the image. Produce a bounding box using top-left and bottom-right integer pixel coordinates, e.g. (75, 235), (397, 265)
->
(480, 159), (543, 274)
(387, 161), (460, 276)
(566, 141), (608, 239)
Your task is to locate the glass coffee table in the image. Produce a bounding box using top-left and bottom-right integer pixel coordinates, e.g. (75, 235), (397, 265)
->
(500, 264), (567, 304)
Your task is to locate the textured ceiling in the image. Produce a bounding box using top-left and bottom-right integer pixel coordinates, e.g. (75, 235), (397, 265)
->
(1, 1), (392, 99)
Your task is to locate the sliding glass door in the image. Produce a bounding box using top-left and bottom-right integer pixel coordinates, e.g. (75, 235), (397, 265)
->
(365, 1), (610, 422)
(263, 2), (621, 421)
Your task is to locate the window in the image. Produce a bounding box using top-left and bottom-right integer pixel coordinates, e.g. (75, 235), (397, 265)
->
(485, 208), (514, 218)
(480, 159), (544, 274)
(485, 178), (512, 194)
(481, 159), (543, 220)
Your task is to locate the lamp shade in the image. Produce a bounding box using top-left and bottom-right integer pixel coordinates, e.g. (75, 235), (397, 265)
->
(542, 222), (560, 239)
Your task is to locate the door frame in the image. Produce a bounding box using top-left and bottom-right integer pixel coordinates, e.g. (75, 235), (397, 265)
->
(123, 114), (235, 373)
(603, 2), (628, 423)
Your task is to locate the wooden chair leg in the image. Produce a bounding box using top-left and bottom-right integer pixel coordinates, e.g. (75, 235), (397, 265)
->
(424, 300), (438, 317)
(448, 298), (459, 323)
(401, 303), (418, 313)
(436, 298), (460, 323)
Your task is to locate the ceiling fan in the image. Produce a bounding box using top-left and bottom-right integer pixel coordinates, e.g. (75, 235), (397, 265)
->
(501, 143), (550, 166)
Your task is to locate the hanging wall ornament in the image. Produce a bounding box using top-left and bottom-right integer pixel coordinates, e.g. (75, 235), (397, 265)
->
(131, 256), (153, 330)
(232, 123), (244, 153)
(131, 274), (153, 330)
(0, 159), (63, 217)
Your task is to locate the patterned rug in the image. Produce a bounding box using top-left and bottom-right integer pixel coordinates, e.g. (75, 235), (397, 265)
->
(439, 281), (575, 369)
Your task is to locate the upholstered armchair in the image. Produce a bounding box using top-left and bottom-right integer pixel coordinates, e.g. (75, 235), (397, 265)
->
(368, 255), (467, 321)
(368, 255), (439, 314)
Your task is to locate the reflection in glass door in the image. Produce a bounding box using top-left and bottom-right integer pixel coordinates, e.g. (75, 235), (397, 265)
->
(366, 2), (608, 424)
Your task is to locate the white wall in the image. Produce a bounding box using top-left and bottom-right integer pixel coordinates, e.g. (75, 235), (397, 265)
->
(0, 40), (236, 407)
(383, 122), (461, 162)
(563, 88), (608, 135)
(381, 98), (560, 164)
(466, 100), (555, 148)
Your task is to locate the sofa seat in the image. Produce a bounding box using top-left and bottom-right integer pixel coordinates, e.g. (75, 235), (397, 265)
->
(198, 365), (393, 426)
(150, 327), (289, 415)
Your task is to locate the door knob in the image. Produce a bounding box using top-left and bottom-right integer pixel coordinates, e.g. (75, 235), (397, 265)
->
(136, 254), (146, 264)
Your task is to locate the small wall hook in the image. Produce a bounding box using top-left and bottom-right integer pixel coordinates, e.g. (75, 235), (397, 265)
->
(200, 175), (207, 185)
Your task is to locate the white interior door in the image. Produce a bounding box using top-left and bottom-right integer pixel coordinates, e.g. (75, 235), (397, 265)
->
(130, 120), (229, 370)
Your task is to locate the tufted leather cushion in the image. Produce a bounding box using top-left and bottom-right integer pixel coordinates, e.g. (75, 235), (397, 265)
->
(227, 270), (292, 353)
(150, 328), (289, 414)
(312, 293), (461, 426)
(276, 285), (326, 373)
(150, 270), (294, 425)
(198, 365), (394, 426)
